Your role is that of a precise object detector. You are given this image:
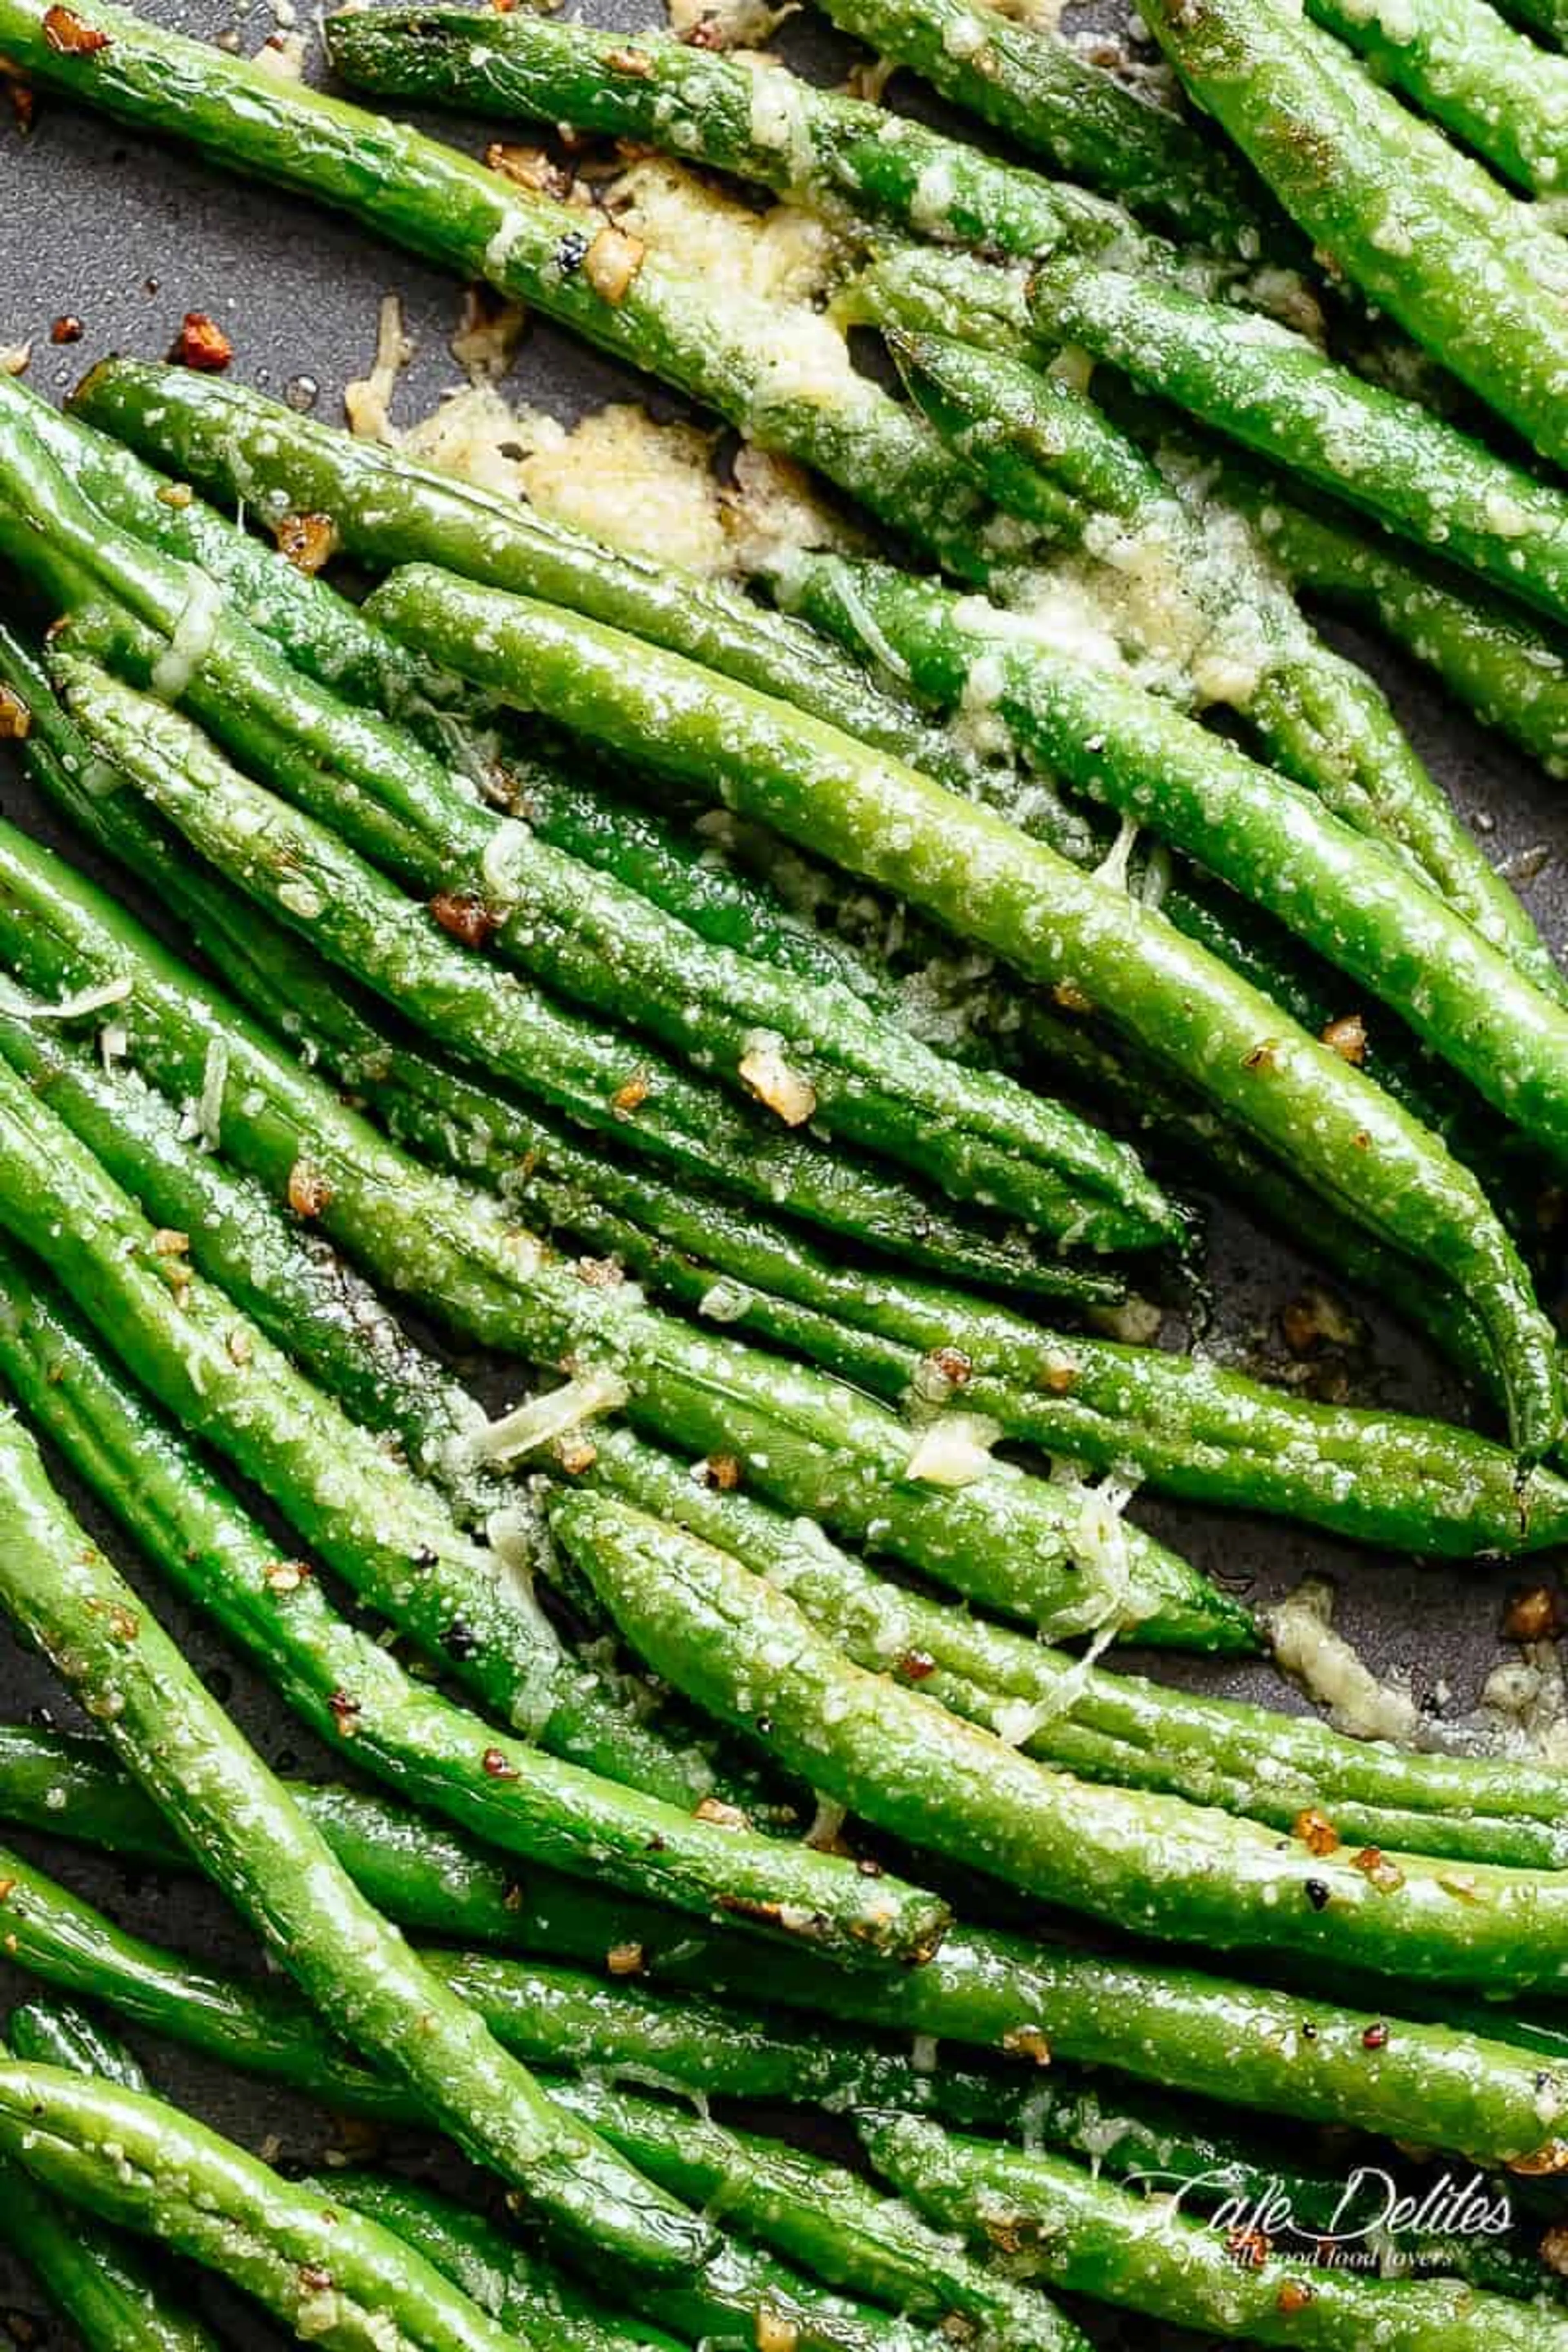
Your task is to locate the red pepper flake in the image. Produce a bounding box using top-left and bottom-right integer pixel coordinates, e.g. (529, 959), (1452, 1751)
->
(1226, 2227), (1272, 2270)
(1362, 2022), (1390, 2050)
(107, 1604), (138, 1642)
(0, 687), (31, 742)
(610, 1070), (651, 1116)
(695, 1453), (742, 1492)
(327, 1690), (361, 1737)
(287, 1160), (332, 1219)
(482, 1746), (520, 1780)
(928, 1345), (972, 1388)
(272, 511), (338, 576)
(1276, 2281), (1314, 2315)
(1319, 1012), (1367, 1066)
(606, 1940), (646, 1976)
(1000, 2025), (1051, 2065)
(49, 314), (83, 345)
(168, 312), (234, 372)
(0, 1878), (15, 1904)
(1504, 1584), (1562, 1642)
(297, 2265), (333, 2294)
(897, 1649), (938, 1682)
(429, 889), (500, 949)
(42, 7), (110, 53)
(1292, 1806), (1340, 1859)
(1352, 1846), (1405, 1895)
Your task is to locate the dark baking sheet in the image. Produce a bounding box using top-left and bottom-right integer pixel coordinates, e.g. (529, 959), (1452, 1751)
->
(2, 7), (1567, 2341)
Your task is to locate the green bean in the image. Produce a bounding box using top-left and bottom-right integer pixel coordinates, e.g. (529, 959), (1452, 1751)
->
(773, 555), (1568, 1166)
(361, 559), (1563, 1456)
(321, 2178), (682, 2352)
(1133, 0), (1568, 472)
(0, 401), (1151, 1253)
(0, 1001), (1551, 1848)
(0, 503), (1131, 1273)
(4, 1724), (1564, 2170)
(11, 1841), (1521, 2310)
(1220, 461), (1568, 782)
(0, 2062), (633, 2352)
(7, 937), (1557, 1570)
(0, 2018), (218, 2352)
(1030, 243), (1568, 631)
(1308, 0), (1568, 197)
(0, 1414), (778, 2299)
(557, 1488), (1568, 1996)
(0, 982), (713, 1806)
(777, 0), (1287, 254)
(7, 2001), (149, 2094)
(0, 1233), (948, 1965)
(865, 2111), (1568, 2350)
(322, 7), (1153, 271)
(0, 1842), (1022, 2135)
(0, 731), (1243, 1654)
(577, 1426), (1568, 1866)
(42, 602), (1151, 1252)
(66, 358), (991, 807)
(0, 0), (1003, 575)
(13, 377), (904, 1016)
(888, 325), (1560, 996)
(545, 2077), (1093, 2352)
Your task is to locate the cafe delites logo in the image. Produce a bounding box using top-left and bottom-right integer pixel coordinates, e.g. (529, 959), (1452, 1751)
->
(1134, 2164), (1518, 2274)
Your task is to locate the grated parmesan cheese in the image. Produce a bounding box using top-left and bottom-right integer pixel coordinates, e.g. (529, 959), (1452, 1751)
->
(0, 974), (131, 1022)
(664, 0), (797, 47)
(195, 1039), (227, 1147)
(150, 572), (224, 702)
(738, 1032), (817, 1125)
(904, 1412), (1002, 1488)
(345, 294), (411, 443)
(1270, 1577), (1421, 1744)
(462, 1369), (632, 1469)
